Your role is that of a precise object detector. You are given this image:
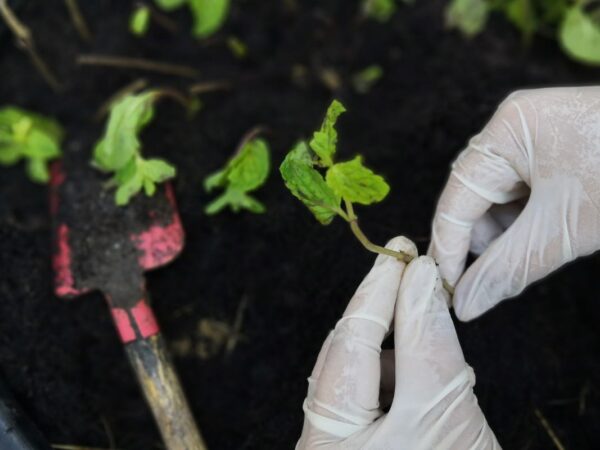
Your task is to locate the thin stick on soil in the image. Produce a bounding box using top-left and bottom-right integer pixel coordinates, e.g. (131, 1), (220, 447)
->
(226, 296), (249, 354)
(64, 0), (92, 42)
(534, 408), (566, 450)
(94, 78), (148, 121)
(0, 0), (62, 91)
(78, 54), (200, 78)
(189, 80), (232, 95)
(52, 445), (124, 450)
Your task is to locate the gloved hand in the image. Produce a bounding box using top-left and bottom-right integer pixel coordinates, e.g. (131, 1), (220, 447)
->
(429, 87), (600, 321)
(297, 237), (499, 450)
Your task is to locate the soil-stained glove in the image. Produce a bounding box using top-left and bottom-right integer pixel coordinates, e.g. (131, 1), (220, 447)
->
(297, 237), (499, 450)
(429, 87), (600, 321)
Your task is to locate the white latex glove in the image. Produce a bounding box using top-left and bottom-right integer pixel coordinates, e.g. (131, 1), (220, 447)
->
(297, 237), (500, 450)
(429, 87), (600, 321)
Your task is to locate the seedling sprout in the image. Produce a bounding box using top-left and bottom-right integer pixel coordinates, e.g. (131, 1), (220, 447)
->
(0, 107), (63, 183)
(204, 129), (271, 215)
(280, 100), (454, 293)
(93, 90), (177, 206)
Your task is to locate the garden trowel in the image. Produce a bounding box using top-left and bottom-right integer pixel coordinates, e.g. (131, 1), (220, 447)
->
(49, 142), (206, 450)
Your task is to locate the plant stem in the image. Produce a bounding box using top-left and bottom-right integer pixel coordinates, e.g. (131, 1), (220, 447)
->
(0, 0), (62, 91)
(94, 78), (148, 121)
(64, 0), (92, 42)
(343, 199), (455, 295)
(153, 87), (194, 110)
(348, 218), (413, 262)
(77, 54), (200, 78)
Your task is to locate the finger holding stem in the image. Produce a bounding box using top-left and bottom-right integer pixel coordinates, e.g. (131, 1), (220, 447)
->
(341, 199), (455, 295)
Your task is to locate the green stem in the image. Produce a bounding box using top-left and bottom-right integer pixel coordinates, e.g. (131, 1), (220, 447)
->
(349, 218), (413, 263)
(343, 199), (455, 295)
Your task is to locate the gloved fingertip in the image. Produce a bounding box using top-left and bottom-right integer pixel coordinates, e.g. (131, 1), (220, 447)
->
(453, 278), (489, 322)
(398, 256), (437, 312)
(375, 236), (418, 266)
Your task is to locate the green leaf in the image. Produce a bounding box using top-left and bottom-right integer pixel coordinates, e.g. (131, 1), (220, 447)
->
(280, 141), (340, 225)
(560, 6), (600, 65)
(140, 158), (177, 182)
(26, 158), (50, 183)
(226, 138), (270, 191)
(115, 171), (143, 206)
(504, 0), (537, 40)
(446, 0), (490, 37)
(144, 178), (157, 196)
(352, 65), (384, 94)
(0, 106), (62, 184)
(204, 188), (265, 215)
(0, 143), (22, 165)
(0, 107), (63, 143)
(204, 169), (227, 192)
(95, 92), (156, 171)
(23, 130), (61, 159)
(362, 0), (397, 22)
(309, 99), (346, 167)
(204, 137), (270, 215)
(189, 0), (230, 38)
(130, 6), (151, 36)
(325, 156), (390, 205)
(155, 0), (187, 11)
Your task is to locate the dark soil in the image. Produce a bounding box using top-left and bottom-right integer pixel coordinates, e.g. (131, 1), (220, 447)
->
(1, 0), (599, 448)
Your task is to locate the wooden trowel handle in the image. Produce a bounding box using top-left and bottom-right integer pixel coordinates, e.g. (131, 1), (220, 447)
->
(125, 335), (207, 450)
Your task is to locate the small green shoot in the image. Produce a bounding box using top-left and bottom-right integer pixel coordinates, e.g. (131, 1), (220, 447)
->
(445, 0), (489, 37)
(352, 65), (383, 94)
(148, 0), (230, 38)
(280, 100), (410, 262)
(362, 0), (397, 22)
(204, 131), (270, 214)
(93, 91), (176, 206)
(280, 100), (455, 294)
(227, 36), (248, 59)
(130, 5), (151, 36)
(0, 107), (63, 183)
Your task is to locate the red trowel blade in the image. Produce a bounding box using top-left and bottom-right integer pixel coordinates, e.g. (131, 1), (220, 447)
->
(49, 158), (184, 300)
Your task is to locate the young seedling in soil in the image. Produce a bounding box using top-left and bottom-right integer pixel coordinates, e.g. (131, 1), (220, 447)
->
(352, 65), (384, 94)
(280, 100), (455, 293)
(0, 107), (63, 183)
(280, 100), (410, 260)
(362, 0), (398, 22)
(93, 90), (177, 206)
(204, 128), (270, 214)
(129, 2), (179, 37)
(446, 0), (600, 65)
(130, 4), (152, 36)
(147, 0), (230, 38)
